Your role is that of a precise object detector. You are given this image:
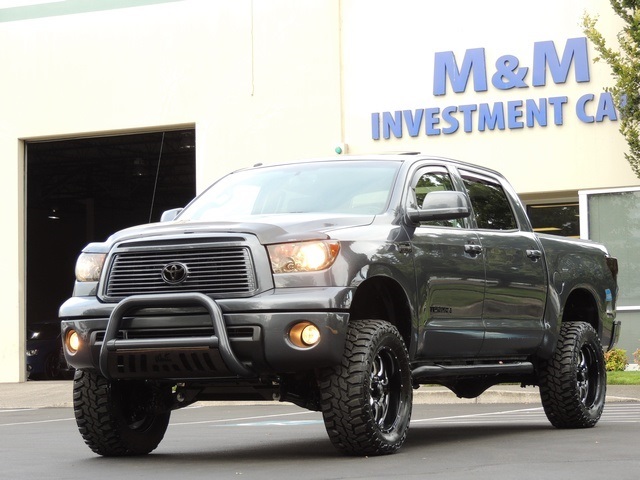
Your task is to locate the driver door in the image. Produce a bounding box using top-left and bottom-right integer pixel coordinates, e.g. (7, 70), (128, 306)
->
(408, 166), (486, 359)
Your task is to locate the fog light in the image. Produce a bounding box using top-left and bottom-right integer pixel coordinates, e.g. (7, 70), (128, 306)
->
(289, 322), (321, 348)
(66, 330), (80, 355)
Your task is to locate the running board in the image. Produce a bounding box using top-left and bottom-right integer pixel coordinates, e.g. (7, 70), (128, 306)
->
(412, 362), (534, 380)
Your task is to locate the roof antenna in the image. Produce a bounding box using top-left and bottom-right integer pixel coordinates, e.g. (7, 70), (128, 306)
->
(149, 132), (165, 222)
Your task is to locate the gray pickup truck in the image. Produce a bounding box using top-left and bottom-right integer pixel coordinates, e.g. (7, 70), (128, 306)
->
(60, 154), (620, 457)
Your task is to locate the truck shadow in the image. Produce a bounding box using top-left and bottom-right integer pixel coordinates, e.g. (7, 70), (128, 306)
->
(405, 422), (553, 450)
(81, 422), (553, 466)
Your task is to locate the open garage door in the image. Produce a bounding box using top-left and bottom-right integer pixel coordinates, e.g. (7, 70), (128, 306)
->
(25, 129), (195, 379)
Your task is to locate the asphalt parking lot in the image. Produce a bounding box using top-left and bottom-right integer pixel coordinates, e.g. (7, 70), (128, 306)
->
(1, 401), (640, 480)
(1, 382), (639, 480)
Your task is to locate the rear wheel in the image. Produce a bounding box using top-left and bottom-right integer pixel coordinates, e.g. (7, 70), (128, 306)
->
(538, 322), (606, 428)
(318, 319), (412, 455)
(73, 370), (171, 456)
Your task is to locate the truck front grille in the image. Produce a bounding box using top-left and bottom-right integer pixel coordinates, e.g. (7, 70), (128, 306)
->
(104, 246), (257, 299)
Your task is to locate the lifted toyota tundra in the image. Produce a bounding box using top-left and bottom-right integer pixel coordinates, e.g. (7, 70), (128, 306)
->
(60, 155), (620, 456)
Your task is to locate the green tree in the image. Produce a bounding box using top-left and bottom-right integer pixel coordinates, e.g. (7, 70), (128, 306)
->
(583, 1), (640, 178)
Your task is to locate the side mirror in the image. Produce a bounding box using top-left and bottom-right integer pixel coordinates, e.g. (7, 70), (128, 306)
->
(407, 191), (471, 223)
(160, 208), (183, 222)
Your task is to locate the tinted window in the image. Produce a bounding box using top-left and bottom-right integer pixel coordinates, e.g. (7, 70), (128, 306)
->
(410, 168), (462, 228)
(462, 174), (517, 230)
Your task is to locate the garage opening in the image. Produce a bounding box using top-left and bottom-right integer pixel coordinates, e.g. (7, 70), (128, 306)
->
(25, 129), (196, 379)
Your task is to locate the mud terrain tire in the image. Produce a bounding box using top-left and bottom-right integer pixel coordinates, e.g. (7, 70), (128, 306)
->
(73, 370), (170, 456)
(538, 322), (606, 428)
(318, 319), (412, 455)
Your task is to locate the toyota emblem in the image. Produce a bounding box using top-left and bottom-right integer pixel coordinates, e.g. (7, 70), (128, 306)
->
(161, 262), (189, 285)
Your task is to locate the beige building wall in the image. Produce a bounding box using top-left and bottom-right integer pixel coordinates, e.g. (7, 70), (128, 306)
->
(340, 0), (638, 194)
(0, 0), (638, 381)
(0, 0), (342, 382)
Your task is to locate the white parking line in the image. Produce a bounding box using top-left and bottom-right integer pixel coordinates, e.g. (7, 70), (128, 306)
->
(2, 403), (637, 429)
(411, 407), (544, 424)
(0, 417), (74, 427)
(170, 410), (314, 427)
(412, 404), (640, 425)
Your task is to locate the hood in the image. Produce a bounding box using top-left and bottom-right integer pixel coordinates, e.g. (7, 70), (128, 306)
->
(102, 213), (375, 247)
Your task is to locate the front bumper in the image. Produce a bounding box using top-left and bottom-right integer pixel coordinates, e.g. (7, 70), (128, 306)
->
(60, 287), (352, 380)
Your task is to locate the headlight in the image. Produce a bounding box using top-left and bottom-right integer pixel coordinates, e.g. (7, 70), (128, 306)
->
(75, 253), (106, 282)
(267, 240), (340, 273)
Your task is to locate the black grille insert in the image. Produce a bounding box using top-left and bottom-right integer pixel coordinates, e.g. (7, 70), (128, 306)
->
(104, 246), (257, 299)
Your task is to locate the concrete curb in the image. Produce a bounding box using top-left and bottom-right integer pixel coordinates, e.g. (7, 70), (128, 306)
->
(414, 388), (541, 405)
(0, 381), (73, 409)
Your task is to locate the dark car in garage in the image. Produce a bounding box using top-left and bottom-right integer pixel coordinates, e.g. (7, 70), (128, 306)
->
(27, 321), (73, 380)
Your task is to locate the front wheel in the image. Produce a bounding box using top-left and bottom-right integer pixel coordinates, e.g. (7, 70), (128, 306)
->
(538, 322), (607, 428)
(73, 370), (171, 456)
(318, 319), (412, 456)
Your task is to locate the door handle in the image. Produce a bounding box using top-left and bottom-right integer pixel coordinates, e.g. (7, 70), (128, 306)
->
(526, 249), (542, 260)
(465, 244), (483, 256)
(397, 242), (412, 254)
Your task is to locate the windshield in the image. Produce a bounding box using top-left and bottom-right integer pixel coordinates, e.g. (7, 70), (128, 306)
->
(178, 160), (401, 221)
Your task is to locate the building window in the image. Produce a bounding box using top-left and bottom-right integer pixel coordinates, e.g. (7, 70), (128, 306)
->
(580, 188), (640, 309)
(527, 203), (579, 237)
(579, 187), (640, 359)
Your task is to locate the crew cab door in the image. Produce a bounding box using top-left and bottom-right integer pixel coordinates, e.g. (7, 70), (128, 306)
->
(459, 169), (547, 356)
(407, 166), (486, 359)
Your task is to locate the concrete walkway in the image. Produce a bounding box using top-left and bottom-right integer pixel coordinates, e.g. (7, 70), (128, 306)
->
(1, 381), (639, 409)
